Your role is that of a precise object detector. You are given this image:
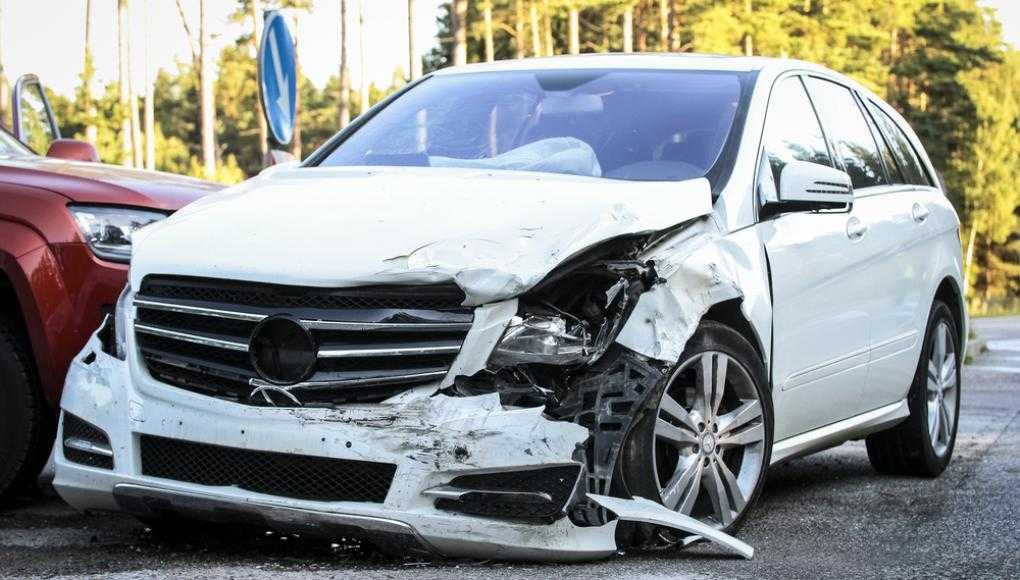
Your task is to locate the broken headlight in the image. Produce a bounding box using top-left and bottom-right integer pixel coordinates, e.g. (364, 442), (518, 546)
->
(488, 315), (591, 367)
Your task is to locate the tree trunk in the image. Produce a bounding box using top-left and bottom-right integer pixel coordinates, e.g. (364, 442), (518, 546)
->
(359, 0), (370, 113)
(542, 0), (552, 56)
(658, 0), (669, 51)
(199, 0), (215, 178)
(622, 5), (633, 53)
(118, 0), (132, 166)
(143, 0), (154, 170)
(483, 2), (495, 62)
(669, 0), (682, 52)
(452, 0), (468, 66)
(251, 0), (267, 159)
(964, 224), (978, 297)
(339, 0), (350, 128)
(530, 1), (541, 56)
(84, 0), (97, 145)
(128, 0), (143, 168)
(408, 0), (421, 79)
(514, 0), (526, 58)
(568, 7), (579, 55)
(743, 0), (753, 56)
(636, 0), (647, 52)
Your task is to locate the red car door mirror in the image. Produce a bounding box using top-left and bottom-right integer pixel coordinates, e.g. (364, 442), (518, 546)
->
(46, 139), (101, 163)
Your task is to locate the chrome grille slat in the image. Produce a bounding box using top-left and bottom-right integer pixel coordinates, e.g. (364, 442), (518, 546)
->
(318, 343), (463, 358)
(251, 370), (450, 391)
(133, 277), (473, 406)
(134, 323), (250, 352)
(133, 299), (266, 322)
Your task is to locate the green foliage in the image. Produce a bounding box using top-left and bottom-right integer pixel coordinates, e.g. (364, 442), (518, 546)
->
(48, 0), (1018, 309)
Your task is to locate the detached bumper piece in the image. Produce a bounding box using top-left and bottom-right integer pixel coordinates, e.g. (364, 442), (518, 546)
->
(62, 413), (114, 470)
(426, 465), (582, 523)
(139, 435), (396, 503)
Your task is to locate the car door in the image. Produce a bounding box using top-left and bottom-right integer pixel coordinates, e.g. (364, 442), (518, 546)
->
(757, 75), (872, 440)
(856, 98), (943, 406)
(802, 76), (924, 415)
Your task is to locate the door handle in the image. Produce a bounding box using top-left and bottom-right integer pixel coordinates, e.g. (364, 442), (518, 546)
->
(846, 217), (868, 240)
(912, 203), (930, 223)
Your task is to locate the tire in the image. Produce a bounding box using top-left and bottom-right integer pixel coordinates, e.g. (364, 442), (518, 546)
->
(866, 301), (960, 477)
(620, 321), (773, 544)
(0, 314), (52, 499)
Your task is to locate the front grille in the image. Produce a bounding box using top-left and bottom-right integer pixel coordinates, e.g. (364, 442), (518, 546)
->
(139, 275), (468, 311)
(133, 276), (473, 407)
(139, 434), (396, 503)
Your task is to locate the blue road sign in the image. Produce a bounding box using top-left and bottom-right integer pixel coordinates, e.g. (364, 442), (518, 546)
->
(257, 11), (297, 146)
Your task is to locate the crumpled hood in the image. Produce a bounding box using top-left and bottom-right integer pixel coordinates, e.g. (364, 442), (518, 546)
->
(130, 166), (712, 305)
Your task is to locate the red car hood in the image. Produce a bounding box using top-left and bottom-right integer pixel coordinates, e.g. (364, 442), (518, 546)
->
(0, 156), (223, 210)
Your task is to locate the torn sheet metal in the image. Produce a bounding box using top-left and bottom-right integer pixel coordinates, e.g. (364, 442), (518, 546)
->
(129, 167), (713, 305)
(441, 299), (518, 387)
(615, 217), (770, 365)
(587, 494), (754, 560)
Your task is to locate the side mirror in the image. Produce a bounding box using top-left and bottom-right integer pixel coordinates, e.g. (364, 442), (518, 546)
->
(778, 160), (853, 210)
(46, 139), (100, 163)
(263, 149), (296, 167)
(12, 74), (61, 153)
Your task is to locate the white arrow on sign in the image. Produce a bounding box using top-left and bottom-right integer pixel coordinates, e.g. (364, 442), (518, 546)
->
(267, 27), (291, 130)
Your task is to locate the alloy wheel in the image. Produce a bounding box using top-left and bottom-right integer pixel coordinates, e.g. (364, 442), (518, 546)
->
(926, 321), (958, 457)
(652, 351), (766, 527)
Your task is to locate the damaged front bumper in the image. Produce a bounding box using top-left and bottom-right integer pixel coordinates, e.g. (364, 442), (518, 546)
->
(53, 334), (620, 561)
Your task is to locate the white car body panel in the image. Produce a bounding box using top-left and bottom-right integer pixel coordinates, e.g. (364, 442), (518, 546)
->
(54, 54), (967, 561)
(131, 167), (713, 306)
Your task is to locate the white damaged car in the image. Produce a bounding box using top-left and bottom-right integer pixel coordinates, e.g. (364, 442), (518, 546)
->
(53, 55), (966, 561)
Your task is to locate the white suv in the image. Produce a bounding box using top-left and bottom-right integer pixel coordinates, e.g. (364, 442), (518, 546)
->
(53, 55), (965, 561)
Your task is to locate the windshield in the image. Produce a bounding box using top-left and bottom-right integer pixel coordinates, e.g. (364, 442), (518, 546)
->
(317, 69), (751, 183)
(0, 127), (33, 156)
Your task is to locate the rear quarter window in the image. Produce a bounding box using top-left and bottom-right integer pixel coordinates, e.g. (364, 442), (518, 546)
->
(866, 101), (934, 187)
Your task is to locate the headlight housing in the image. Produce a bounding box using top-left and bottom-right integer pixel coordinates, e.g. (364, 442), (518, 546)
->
(488, 315), (592, 367)
(69, 205), (166, 263)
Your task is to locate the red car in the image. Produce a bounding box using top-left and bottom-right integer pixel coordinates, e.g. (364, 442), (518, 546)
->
(0, 76), (221, 498)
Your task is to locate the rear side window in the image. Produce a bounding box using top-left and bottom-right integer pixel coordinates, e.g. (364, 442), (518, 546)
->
(862, 103), (904, 184)
(763, 76), (833, 186)
(867, 101), (932, 187)
(805, 77), (887, 189)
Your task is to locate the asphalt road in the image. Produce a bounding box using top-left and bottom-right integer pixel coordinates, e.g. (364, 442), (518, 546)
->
(2, 316), (1018, 579)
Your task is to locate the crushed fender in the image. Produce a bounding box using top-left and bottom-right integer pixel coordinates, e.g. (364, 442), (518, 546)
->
(587, 494), (754, 560)
(616, 218), (744, 363)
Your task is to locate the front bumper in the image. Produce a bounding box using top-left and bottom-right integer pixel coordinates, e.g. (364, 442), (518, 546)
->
(53, 333), (618, 561)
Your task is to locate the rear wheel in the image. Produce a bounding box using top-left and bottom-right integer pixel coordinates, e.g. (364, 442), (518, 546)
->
(0, 314), (51, 499)
(622, 322), (772, 541)
(866, 301), (960, 477)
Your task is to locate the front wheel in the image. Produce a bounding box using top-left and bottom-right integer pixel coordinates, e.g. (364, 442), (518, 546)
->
(621, 321), (773, 540)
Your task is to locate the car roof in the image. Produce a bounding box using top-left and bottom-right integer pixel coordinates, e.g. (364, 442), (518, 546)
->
(431, 52), (829, 76)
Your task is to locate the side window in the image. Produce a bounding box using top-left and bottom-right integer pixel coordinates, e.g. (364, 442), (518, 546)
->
(867, 101), (932, 186)
(804, 77), (887, 189)
(763, 76), (833, 186)
(862, 101), (905, 184)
